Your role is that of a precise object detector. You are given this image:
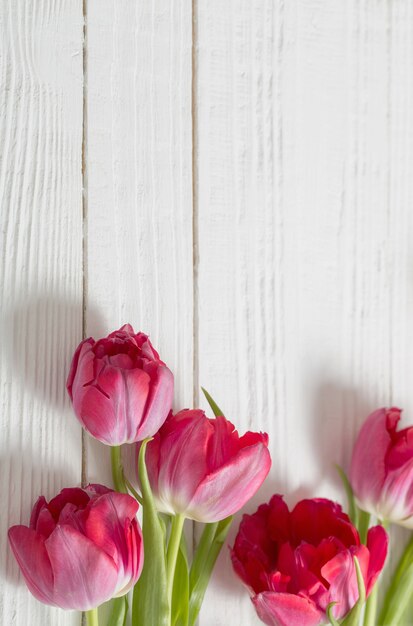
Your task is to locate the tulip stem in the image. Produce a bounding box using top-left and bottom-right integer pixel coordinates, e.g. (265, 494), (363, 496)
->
(363, 583), (377, 626)
(85, 608), (99, 626)
(110, 445), (127, 494)
(166, 514), (185, 612)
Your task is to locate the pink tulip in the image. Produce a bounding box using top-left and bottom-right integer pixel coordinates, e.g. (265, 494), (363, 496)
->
(144, 409), (271, 522)
(350, 407), (413, 526)
(8, 485), (143, 610)
(67, 324), (173, 445)
(231, 496), (388, 626)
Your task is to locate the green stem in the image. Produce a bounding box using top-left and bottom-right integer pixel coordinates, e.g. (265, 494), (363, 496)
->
(166, 514), (185, 611)
(189, 522), (218, 593)
(110, 445), (127, 493)
(85, 608), (99, 626)
(358, 509), (370, 545)
(363, 582), (377, 626)
(379, 534), (413, 625)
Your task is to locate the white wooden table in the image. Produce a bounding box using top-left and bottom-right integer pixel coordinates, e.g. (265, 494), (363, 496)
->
(1, 1), (413, 624)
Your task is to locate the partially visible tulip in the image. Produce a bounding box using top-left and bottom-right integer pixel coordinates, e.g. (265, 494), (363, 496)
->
(350, 407), (413, 526)
(231, 496), (388, 626)
(144, 408), (271, 522)
(67, 324), (173, 445)
(8, 485), (143, 610)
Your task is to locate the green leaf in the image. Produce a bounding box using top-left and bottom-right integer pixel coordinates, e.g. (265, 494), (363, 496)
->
(201, 387), (224, 417)
(106, 596), (128, 626)
(171, 535), (189, 626)
(335, 465), (358, 527)
(326, 602), (339, 626)
(341, 557), (365, 626)
(188, 516), (233, 626)
(132, 440), (169, 626)
(379, 534), (413, 625)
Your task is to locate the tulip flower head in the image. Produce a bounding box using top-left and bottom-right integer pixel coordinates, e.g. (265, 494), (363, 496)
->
(350, 407), (413, 526)
(8, 485), (143, 611)
(231, 496), (388, 626)
(144, 408), (271, 522)
(67, 324), (173, 445)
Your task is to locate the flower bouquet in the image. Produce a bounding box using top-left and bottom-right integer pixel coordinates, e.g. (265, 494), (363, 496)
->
(7, 325), (413, 625)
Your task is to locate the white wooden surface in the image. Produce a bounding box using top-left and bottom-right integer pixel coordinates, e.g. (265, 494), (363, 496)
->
(1, 1), (413, 625)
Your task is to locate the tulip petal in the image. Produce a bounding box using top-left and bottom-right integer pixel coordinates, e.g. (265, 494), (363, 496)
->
(350, 408), (393, 513)
(291, 500), (358, 550)
(45, 524), (118, 610)
(321, 546), (368, 619)
(253, 591), (322, 626)
(379, 457), (413, 523)
(188, 442), (271, 522)
(154, 410), (211, 515)
(8, 526), (54, 606)
(29, 496), (48, 529)
(66, 338), (95, 400)
(365, 526), (388, 594)
(137, 364), (173, 440)
(85, 491), (139, 564)
(122, 367), (152, 441)
(85, 492), (143, 594)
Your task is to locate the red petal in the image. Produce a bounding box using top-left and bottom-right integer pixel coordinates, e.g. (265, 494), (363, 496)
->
(291, 499), (358, 549)
(365, 525), (388, 594)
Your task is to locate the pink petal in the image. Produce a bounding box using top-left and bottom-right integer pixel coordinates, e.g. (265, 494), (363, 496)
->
(85, 492), (143, 593)
(8, 526), (54, 606)
(122, 367), (152, 441)
(206, 416), (239, 471)
(45, 524), (118, 610)
(137, 364), (173, 440)
(188, 441), (271, 522)
(321, 546), (368, 619)
(66, 339), (95, 400)
(380, 457), (413, 523)
(153, 410), (211, 514)
(253, 591), (322, 626)
(350, 408), (393, 512)
(85, 492), (139, 564)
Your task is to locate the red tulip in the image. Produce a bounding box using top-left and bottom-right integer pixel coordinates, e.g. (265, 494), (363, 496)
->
(144, 409), (271, 522)
(8, 485), (143, 611)
(67, 324), (173, 445)
(350, 407), (413, 526)
(231, 496), (388, 626)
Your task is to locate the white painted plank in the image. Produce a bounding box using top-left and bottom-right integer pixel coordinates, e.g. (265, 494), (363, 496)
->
(85, 0), (193, 485)
(196, 1), (413, 624)
(0, 1), (84, 625)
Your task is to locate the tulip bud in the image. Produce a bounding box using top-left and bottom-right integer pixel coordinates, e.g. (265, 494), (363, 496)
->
(144, 408), (271, 522)
(231, 496), (388, 626)
(8, 485), (143, 611)
(67, 324), (173, 445)
(350, 407), (413, 526)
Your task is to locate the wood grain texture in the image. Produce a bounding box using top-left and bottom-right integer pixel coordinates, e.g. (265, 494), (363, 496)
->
(2, 0), (413, 624)
(195, 1), (413, 624)
(0, 1), (84, 624)
(85, 0), (193, 484)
